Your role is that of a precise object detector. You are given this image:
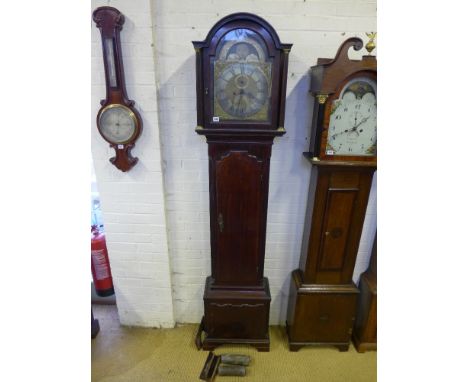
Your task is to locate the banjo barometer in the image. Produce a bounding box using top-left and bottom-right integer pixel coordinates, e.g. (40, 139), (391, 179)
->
(93, 6), (142, 172)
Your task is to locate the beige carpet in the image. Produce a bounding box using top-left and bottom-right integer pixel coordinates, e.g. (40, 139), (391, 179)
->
(92, 305), (376, 381)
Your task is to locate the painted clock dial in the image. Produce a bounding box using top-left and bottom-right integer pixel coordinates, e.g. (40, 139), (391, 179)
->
(213, 28), (272, 121)
(327, 78), (377, 156)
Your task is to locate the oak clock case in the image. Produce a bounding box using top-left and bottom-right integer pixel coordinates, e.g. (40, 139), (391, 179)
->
(193, 13), (291, 352)
(93, 6), (142, 172)
(286, 37), (377, 352)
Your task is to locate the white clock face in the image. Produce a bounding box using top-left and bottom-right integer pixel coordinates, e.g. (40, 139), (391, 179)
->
(99, 105), (137, 144)
(327, 78), (377, 156)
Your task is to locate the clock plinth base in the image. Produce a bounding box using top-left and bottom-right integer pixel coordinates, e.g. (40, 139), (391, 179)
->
(286, 270), (359, 352)
(196, 277), (271, 352)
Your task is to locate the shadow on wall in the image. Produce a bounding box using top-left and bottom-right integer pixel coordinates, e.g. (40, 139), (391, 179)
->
(269, 64), (317, 325)
(156, 54), (211, 324)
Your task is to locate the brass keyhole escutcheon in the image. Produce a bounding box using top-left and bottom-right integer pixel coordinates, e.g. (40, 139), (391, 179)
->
(218, 213), (224, 233)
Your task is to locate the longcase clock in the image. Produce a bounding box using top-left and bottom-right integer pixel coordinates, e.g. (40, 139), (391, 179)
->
(286, 36), (377, 351)
(193, 13), (291, 352)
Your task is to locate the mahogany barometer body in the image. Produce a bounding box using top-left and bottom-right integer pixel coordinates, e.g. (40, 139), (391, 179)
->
(286, 37), (377, 351)
(193, 13), (291, 352)
(93, 6), (142, 172)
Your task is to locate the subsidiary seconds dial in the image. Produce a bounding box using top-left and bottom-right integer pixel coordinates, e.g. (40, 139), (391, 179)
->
(327, 78), (377, 156)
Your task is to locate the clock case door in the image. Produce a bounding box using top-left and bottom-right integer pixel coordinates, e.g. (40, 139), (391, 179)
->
(210, 144), (270, 287)
(192, 13), (291, 352)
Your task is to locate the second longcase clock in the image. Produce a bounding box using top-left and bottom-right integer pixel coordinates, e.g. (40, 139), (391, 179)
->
(286, 36), (377, 351)
(193, 13), (291, 352)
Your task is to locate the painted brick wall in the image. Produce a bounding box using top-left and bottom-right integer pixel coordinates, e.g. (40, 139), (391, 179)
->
(152, 0), (377, 324)
(91, 0), (174, 327)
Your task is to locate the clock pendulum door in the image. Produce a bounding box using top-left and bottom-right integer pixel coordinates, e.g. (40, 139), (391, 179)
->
(286, 36), (377, 352)
(192, 13), (291, 352)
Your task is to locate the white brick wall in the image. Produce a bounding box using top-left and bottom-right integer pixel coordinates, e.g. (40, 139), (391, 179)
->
(91, 0), (174, 328)
(151, 0), (377, 324)
(91, 0), (376, 327)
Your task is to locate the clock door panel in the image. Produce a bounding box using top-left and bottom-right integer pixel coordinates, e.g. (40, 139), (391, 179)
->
(319, 190), (357, 271)
(301, 167), (374, 284)
(213, 151), (263, 285)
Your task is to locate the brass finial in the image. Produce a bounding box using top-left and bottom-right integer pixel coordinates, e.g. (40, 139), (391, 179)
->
(365, 32), (376, 55)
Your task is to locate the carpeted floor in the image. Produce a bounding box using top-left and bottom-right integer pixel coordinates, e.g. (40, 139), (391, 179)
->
(92, 305), (376, 381)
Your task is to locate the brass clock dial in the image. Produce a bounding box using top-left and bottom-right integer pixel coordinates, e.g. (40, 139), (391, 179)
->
(327, 78), (377, 156)
(213, 29), (272, 122)
(215, 62), (269, 118)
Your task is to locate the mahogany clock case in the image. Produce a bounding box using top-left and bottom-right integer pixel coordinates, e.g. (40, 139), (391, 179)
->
(93, 6), (143, 172)
(193, 13), (291, 352)
(192, 13), (291, 134)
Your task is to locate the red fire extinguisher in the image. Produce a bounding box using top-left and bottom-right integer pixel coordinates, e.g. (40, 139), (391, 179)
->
(91, 225), (115, 297)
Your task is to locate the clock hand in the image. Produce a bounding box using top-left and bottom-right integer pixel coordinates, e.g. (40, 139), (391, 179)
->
(235, 93), (243, 113)
(353, 116), (370, 131)
(330, 129), (350, 139)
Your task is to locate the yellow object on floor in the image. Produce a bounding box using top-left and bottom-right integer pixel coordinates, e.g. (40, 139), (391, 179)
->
(92, 305), (376, 382)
